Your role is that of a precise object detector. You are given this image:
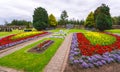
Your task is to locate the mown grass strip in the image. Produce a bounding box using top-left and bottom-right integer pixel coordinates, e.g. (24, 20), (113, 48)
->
(0, 38), (63, 72)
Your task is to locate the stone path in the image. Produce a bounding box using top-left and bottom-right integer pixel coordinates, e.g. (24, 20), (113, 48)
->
(0, 34), (52, 58)
(44, 33), (72, 72)
(0, 66), (23, 72)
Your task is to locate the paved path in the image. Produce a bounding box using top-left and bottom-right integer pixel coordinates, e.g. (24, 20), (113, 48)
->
(0, 66), (23, 72)
(0, 34), (52, 58)
(44, 33), (72, 72)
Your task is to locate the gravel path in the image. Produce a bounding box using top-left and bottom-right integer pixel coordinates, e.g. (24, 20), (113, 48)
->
(44, 33), (72, 72)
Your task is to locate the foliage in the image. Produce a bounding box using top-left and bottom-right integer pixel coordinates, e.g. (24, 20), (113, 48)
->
(85, 12), (95, 28)
(49, 14), (57, 27)
(7, 19), (31, 26)
(0, 38), (63, 72)
(0, 31), (49, 49)
(33, 7), (48, 30)
(94, 4), (113, 31)
(67, 19), (84, 25)
(112, 16), (120, 25)
(69, 34), (120, 68)
(11, 32), (42, 40)
(77, 33), (120, 56)
(84, 32), (116, 46)
(59, 10), (68, 25)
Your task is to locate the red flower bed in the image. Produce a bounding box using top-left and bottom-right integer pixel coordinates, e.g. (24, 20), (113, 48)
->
(37, 40), (54, 50)
(76, 33), (120, 56)
(0, 32), (49, 49)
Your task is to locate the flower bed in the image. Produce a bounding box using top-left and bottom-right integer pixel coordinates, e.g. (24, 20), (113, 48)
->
(77, 33), (120, 56)
(84, 32), (116, 45)
(0, 31), (50, 50)
(28, 40), (54, 53)
(68, 33), (120, 69)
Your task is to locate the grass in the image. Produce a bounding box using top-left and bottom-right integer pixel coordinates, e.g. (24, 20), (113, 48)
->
(68, 29), (87, 33)
(0, 29), (23, 37)
(48, 28), (87, 33)
(0, 38), (63, 72)
(105, 29), (120, 34)
(84, 32), (116, 46)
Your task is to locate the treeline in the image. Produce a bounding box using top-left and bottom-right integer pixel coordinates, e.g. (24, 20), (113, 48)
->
(112, 16), (120, 25)
(6, 19), (31, 27)
(3, 3), (120, 31)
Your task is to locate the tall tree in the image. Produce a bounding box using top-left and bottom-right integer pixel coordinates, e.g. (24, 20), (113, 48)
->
(60, 10), (68, 26)
(85, 11), (95, 28)
(94, 4), (112, 31)
(33, 7), (48, 30)
(49, 14), (57, 28)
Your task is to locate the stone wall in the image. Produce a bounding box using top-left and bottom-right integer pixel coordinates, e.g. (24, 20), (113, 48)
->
(0, 25), (26, 32)
(112, 25), (120, 29)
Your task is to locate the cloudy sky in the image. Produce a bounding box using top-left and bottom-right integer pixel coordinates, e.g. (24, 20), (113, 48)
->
(0, 0), (120, 25)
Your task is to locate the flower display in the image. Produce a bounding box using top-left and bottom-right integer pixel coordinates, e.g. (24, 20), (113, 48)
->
(77, 33), (120, 56)
(36, 40), (54, 51)
(69, 33), (120, 68)
(0, 32), (50, 50)
(84, 32), (116, 46)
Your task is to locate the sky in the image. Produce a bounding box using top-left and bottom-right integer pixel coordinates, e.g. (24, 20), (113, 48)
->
(0, 0), (120, 25)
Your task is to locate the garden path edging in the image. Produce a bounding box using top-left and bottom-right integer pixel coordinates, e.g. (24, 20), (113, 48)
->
(44, 33), (73, 72)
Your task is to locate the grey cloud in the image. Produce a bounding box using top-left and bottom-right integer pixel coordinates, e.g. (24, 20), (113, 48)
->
(0, 0), (120, 25)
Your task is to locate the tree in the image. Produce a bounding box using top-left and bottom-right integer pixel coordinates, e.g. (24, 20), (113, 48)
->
(49, 14), (57, 28)
(7, 19), (31, 26)
(94, 4), (112, 31)
(85, 12), (95, 28)
(112, 16), (120, 25)
(60, 10), (68, 26)
(79, 20), (84, 25)
(33, 7), (48, 30)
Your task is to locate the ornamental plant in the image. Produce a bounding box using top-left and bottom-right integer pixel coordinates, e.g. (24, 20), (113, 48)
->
(69, 33), (120, 69)
(76, 32), (120, 56)
(11, 32), (42, 40)
(84, 32), (116, 46)
(37, 40), (54, 50)
(0, 32), (49, 49)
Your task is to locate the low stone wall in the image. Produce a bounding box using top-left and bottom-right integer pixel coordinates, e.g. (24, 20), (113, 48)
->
(112, 25), (120, 29)
(0, 25), (27, 32)
(57, 25), (84, 29)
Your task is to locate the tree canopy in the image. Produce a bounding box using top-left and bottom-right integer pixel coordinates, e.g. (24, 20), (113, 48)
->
(49, 14), (57, 27)
(94, 4), (112, 31)
(85, 11), (95, 28)
(33, 7), (48, 30)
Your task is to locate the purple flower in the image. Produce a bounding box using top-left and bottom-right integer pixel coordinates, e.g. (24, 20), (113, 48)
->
(73, 60), (79, 64)
(93, 62), (100, 67)
(88, 63), (94, 68)
(90, 56), (98, 62)
(79, 59), (84, 63)
(94, 54), (102, 60)
(101, 60), (106, 64)
(116, 56), (120, 63)
(69, 56), (74, 61)
(81, 62), (89, 68)
(97, 61), (103, 66)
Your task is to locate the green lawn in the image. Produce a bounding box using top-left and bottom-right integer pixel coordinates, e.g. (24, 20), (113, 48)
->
(0, 38), (63, 72)
(49, 28), (87, 33)
(68, 29), (87, 33)
(0, 29), (23, 37)
(105, 29), (120, 34)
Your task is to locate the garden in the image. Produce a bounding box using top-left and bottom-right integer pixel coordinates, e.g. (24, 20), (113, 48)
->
(0, 2), (120, 72)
